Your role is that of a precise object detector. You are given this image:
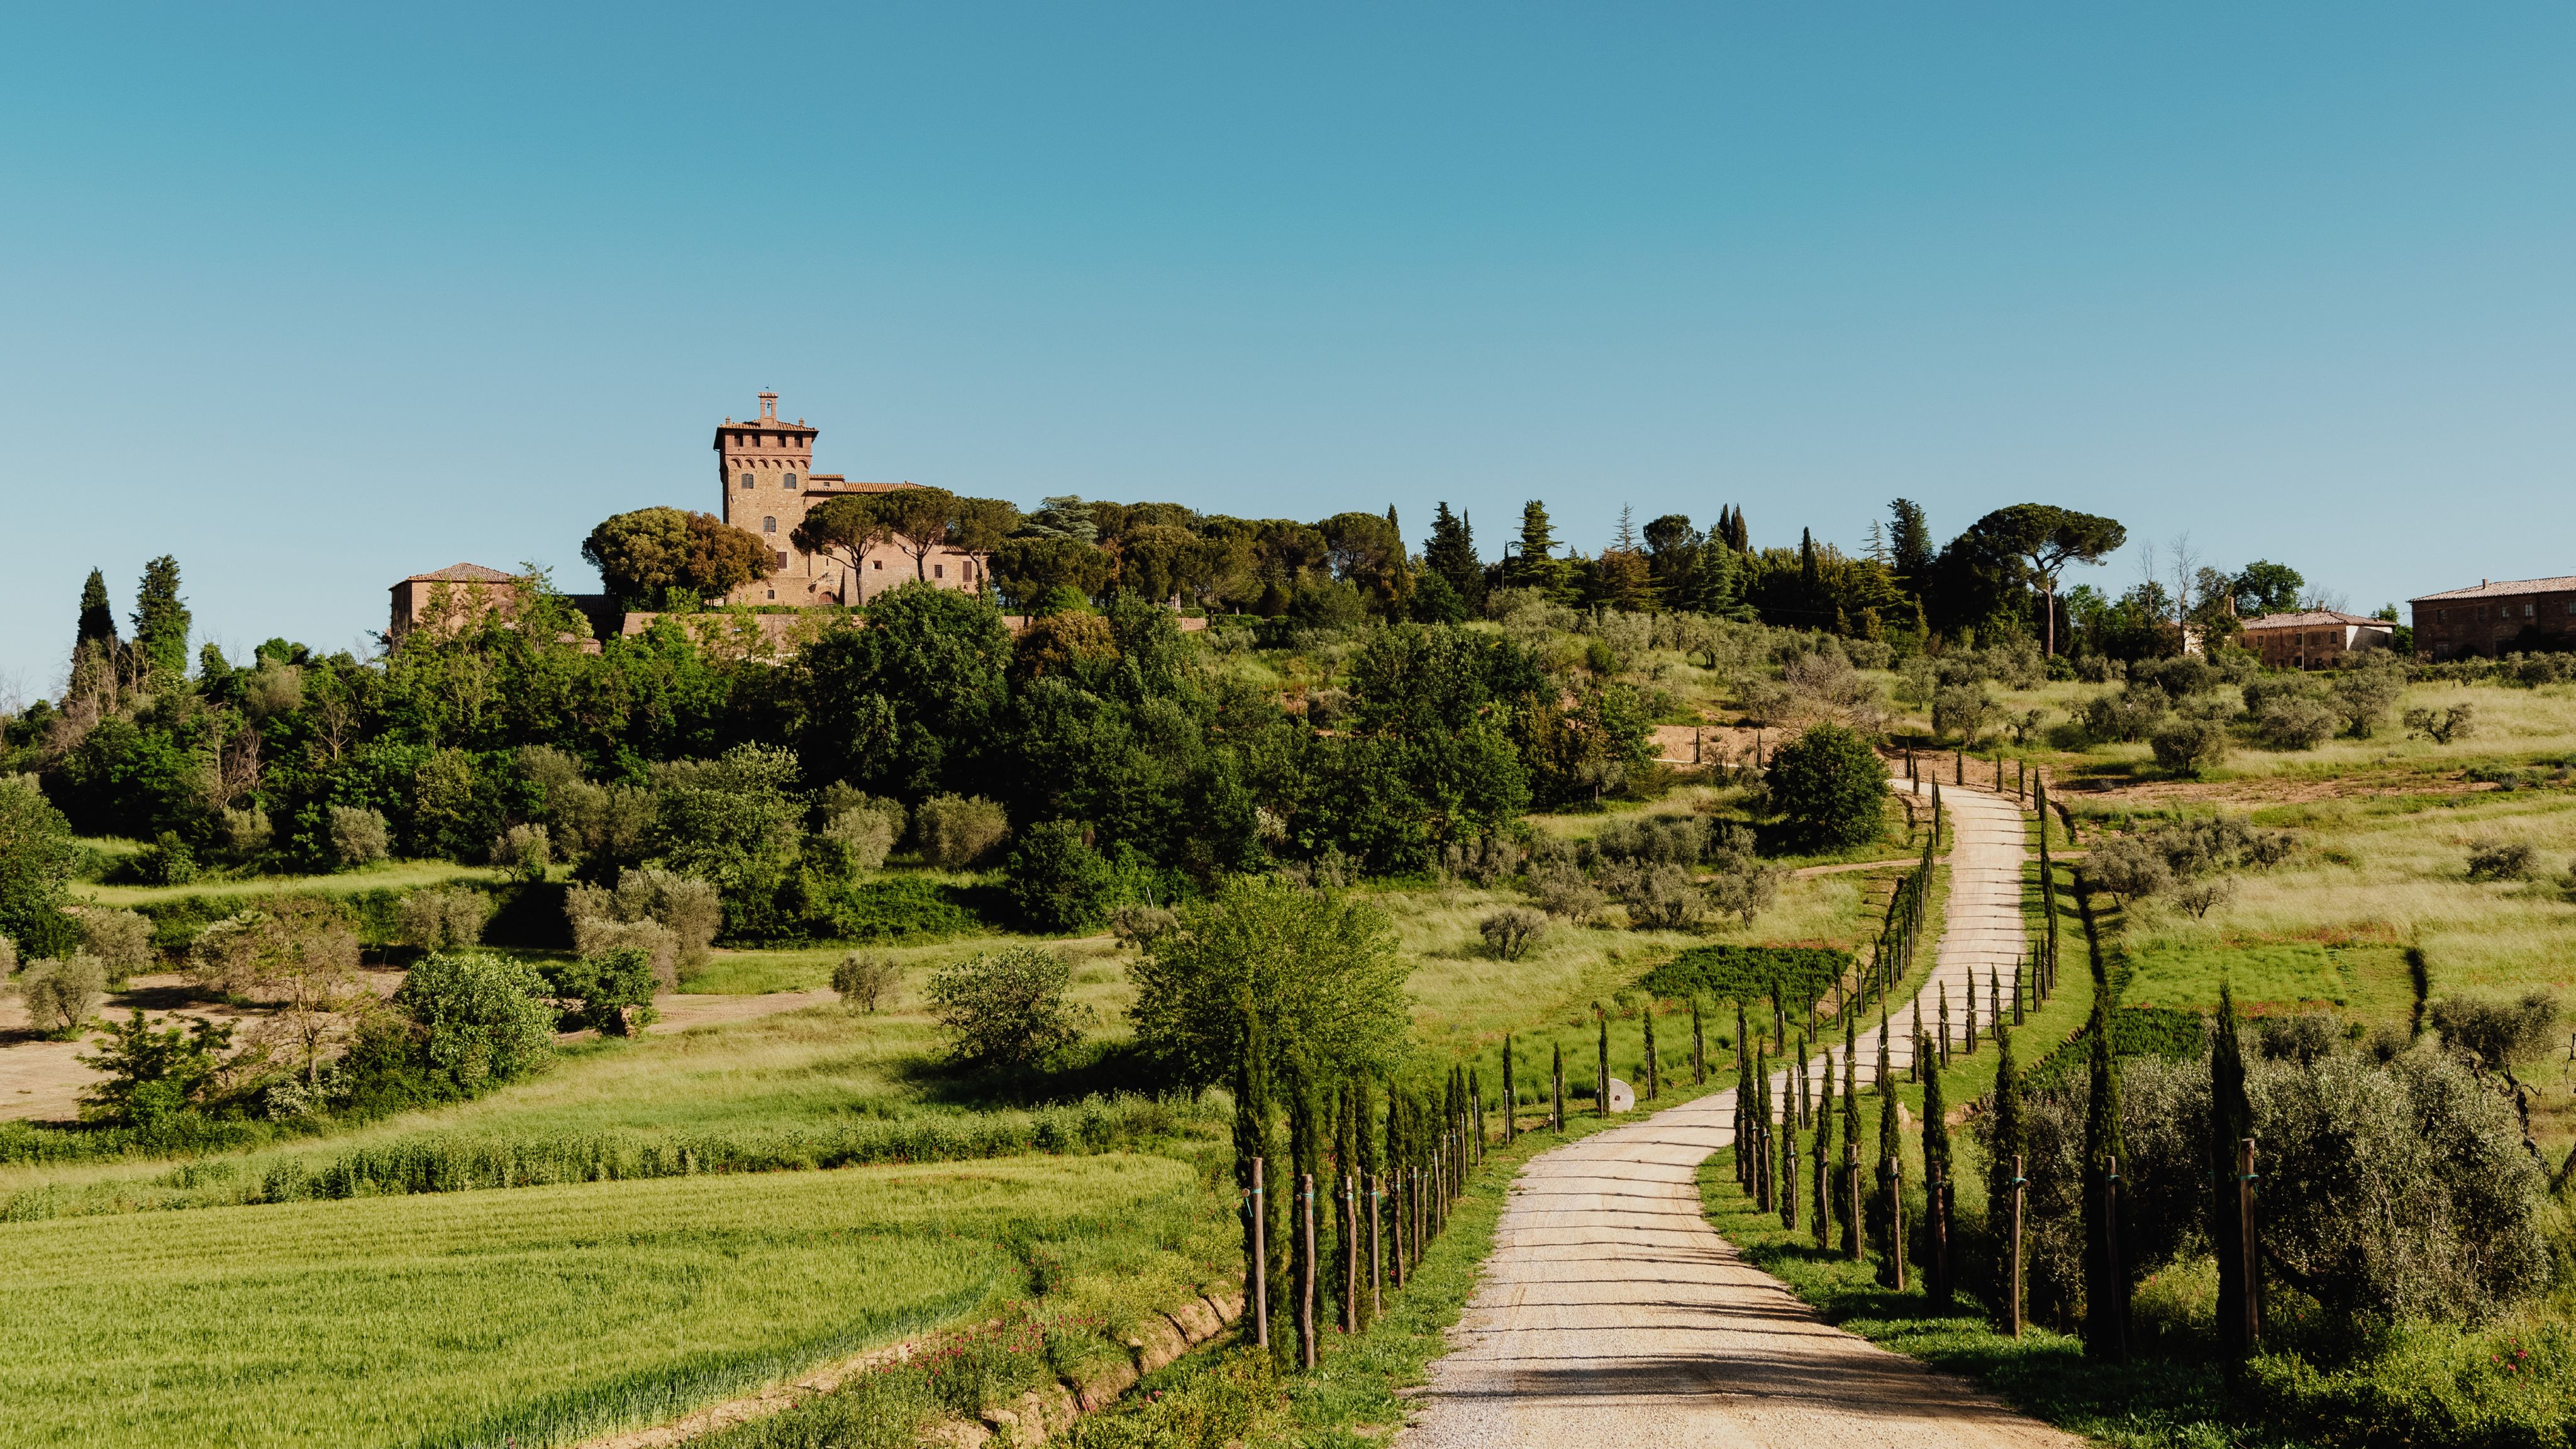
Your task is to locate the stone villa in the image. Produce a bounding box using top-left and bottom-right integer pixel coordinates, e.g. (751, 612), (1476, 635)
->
(2236, 609), (2394, 670)
(394, 392), (982, 639)
(717, 390), (982, 608)
(2409, 575), (2576, 661)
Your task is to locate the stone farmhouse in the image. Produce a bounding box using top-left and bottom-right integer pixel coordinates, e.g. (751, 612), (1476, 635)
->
(2409, 575), (2576, 661)
(2236, 609), (2394, 670)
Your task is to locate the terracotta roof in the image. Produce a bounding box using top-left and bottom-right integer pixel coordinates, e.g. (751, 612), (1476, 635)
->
(2409, 575), (2576, 604)
(2240, 610), (2390, 630)
(396, 562), (519, 586)
(806, 479), (923, 494)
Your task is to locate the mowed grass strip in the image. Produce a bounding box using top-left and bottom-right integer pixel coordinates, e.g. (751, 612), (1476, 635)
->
(0, 1153), (1205, 1449)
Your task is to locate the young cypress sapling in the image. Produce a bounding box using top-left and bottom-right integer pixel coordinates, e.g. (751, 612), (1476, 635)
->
(2209, 978), (2254, 1367)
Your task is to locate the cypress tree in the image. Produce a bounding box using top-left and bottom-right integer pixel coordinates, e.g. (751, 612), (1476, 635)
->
(130, 555), (191, 684)
(1643, 1004), (1660, 1100)
(2406, 947), (2429, 1040)
(1596, 1008), (1611, 1116)
(1736, 1033), (1756, 1189)
(1383, 1086), (1404, 1287)
(1287, 1058), (1326, 1358)
(1840, 1015), (1862, 1254)
(1921, 1031), (1950, 1304)
(1691, 997), (1706, 1085)
(1778, 1056), (1799, 1230)
(1501, 1036), (1516, 1143)
(75, 569), (116, 647)
(1423, 502), (1485, 614)
(2081, 887), (2127, 1360)
(1470, 1063), (1485, 1155)
(1233, 1003), (1281, 1348)
(1987, 1022), (2024, 1321)
(1812, 1038), (1835, 1248)
(1551, 1041), (1565, 1130)
(1874, 1014), (1898, 1282)
(1753, 1043), (1771, 1211)
(2211, 979), (2254, 1367)
(1334, 1079), (1359, 1331)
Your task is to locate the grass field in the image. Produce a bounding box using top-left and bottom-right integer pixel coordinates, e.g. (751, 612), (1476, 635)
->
(0, 1152), (1228, 1449)
(70, 857), (510, 908)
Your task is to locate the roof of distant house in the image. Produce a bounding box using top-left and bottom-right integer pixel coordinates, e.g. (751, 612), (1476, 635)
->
(394, 562), (519, 587)
(2240, 610), (2390, 630)
(2409, 575), (2576, 604)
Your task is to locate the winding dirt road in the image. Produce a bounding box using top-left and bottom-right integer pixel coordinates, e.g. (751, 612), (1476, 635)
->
(1403, 781), (2073, 1449)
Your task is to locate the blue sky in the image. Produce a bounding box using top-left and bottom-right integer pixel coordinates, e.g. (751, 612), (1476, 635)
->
(3, 4), (2571, 692)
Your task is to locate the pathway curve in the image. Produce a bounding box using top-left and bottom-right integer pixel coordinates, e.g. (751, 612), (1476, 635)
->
(1402, 781), (2067, 1449)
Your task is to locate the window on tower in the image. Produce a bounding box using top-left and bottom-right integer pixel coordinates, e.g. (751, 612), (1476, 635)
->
(738, 473), (753, 489)
(782, 474), (798, 489)
(763, 517), (777, 533)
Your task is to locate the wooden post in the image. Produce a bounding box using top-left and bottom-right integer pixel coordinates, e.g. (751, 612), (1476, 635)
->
(1889, 1155), (1907, 1291)
(1370, 1173), (1384, 1318)
(1298, 1173), (1316, 1368)
(1252, 1157), (1270, 1348)
(2009, 1153), (2026, 1338)
(2238, 1138), (2260, 1349)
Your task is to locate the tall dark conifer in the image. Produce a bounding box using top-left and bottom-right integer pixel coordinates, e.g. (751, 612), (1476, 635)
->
(1233, 1004), (1282, 1348)
(1921, 1032), (1950, 1304)
(75, 569), (117, 647)
(1423, 502), (1484, 613)
(1986, 1022), (2024, 1319)
(1596, 1008), (1611, 1116)
(1501, 1036), (1516, 1143)
(2081, 909), (2127, 1360)
(1642, 1006), (1659, 1099)
(1840, 1015), (1862, 1253)
(2210, 980), (2254, 1367)
(130, 555), (191, 684)
(1812, 1041), (1835, 1248)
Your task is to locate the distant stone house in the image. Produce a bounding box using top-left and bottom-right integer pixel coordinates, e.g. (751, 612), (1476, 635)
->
(387, 562), (522, 641)
(2238, 610), (2394, 670)
(2408, 575), (2576, 661)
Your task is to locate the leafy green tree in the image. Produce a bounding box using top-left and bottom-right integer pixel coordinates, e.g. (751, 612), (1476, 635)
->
(2231, 560), (2304, 618)
(1002, 820), (1116, 933)
(77, 1010), (235, 1126)
(0, 779), (80, 955)
(798, 581), (1013, 798)
(1129, 874), (1409, 1089)
(1766, 723), (1886, 852)
(647, 744), (803, 939)
(927, 944), (1087, 1070)
(131, 555), (191, 683)
(582, 507), (775, 608)
(1955, 505), (2126, 657)
(555, 946), (660, 1035)
(386, 952), (557, 1094)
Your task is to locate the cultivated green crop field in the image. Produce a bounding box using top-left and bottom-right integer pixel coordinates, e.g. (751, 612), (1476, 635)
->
(0, 1153), (1216, 1449)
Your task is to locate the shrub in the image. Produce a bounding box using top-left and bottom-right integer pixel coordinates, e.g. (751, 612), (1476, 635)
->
(1640, 945), (1851, 1008)
(2079, 687), (2165, 743)
(75, 1009), (235, 1126)
(1765, 723), (1887, 852)
(819, 807), (897, 873)
(2084, 834), (2171, 904)
(1524, 865), (1605, 922)
(554, 947), (660, 1036)
(2171, 877), (2233, 918)
(1929, 682), (1997, 745)
(2427, 991), (2560, 1074)
(0, 778), (80, 955)
(831, 952), (900, 1011)
(396, 886), (491, 952)
(132, 831), (197, 887)
(1108, 902), (1178, 950)
(928, 945), (1087, 1071)
(2148, 715), (2229, 775)
(0, 935), (15, 981)
(567, 913), (678, 989)
(487, 823), (551, 880)
(1438, 834), (1525, 887)
(915, 794), (1012, 870)
(1479, 906), (1548, 960)
(1004, 820), (1115, 934)
(76, 908), (155, 977)
(2404, 702), (2475, 745)
(2465, 838), (2536, 883)
(563, 869), (719, 985)
(2255, 695), (2340, 750)
(19, 953), (108, 1035)
(1615, 863), (1704, 931)
(328, 806), (391, 869)
(1591, 814), (1707, 867)
(808, 875), (989, 943)
(219, 807), (274, 859)
(386, 952), (557, 1092)
(1702, 833), (1782, 926)
(2333, 664), (2406, 738)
